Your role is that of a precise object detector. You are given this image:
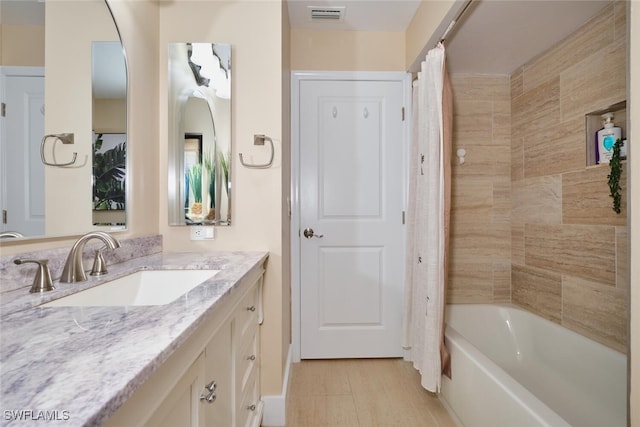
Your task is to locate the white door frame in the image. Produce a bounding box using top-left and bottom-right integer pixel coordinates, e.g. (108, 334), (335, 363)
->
(290, 71), (411, 362)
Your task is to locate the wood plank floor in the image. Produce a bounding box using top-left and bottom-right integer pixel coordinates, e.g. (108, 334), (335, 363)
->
(284, 359), (457, 426)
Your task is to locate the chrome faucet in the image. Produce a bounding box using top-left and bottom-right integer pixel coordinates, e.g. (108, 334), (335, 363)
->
(60, 231), (121, 283)
(13, 259), (55, 293)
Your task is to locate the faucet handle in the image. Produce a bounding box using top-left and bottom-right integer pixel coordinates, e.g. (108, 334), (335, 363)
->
(13, 258), (55, 293)
(90, 247), (108, 276)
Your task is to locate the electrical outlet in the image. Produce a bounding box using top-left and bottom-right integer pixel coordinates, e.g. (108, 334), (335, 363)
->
(190, 225), (215, 240)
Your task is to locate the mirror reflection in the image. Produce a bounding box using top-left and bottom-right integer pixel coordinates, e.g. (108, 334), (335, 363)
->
(92, 41), (127, 227)
(0, 0), (127, 240)
(168, 43), (231, 226)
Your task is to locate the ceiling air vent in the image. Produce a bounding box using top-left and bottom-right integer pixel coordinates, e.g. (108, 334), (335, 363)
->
(308, 6), (345, 22)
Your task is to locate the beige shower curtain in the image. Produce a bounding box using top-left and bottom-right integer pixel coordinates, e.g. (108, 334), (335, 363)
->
(402, 43), (452, 392)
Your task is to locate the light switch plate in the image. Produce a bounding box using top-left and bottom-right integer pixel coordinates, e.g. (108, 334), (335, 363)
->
(190, 225), (215, 240)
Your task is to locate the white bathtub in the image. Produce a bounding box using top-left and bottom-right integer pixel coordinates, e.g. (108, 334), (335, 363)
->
(440, 304), (627, 427)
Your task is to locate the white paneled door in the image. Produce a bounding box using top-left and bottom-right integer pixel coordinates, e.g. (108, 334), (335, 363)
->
(299, 77), (406, 359)
(1, 71), (45, 236)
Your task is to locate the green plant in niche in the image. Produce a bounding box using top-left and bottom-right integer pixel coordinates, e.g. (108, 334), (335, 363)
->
(607, 138), (623, 214)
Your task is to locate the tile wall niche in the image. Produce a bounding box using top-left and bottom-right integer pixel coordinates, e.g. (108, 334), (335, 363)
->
(510, 0), (628, 353)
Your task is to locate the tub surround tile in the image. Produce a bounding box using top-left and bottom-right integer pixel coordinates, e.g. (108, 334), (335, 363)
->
(450, 74), (511, 305)
(510, 66), (524, 100)
(562, 166), (627, 226)
(492, 262), (511, 303)
(492, 181), (511, 224)
(614, 0), (627, 41)
(451, 146), (504, 178)
(512, 176), (562, 224)
(525, 224), (616, 285)
(521, 4), (614, 93)
(512, 265), (562, 323)
(447, 261), (493, 303)
(0, 251), (269, 425)
(511, 224), (525, 266)
(562, 275), (627, 353)
(523, 117), (584, 178)
(560, 39), (626, 121)
(453, 101), (493, 144)
(512, 77), (560, 142)
(451, 179), (493, 223)
(450, 223), (510, 264)
(0, 235), (162, 294)
(494, 146), (512, 179)
(451, 75), (510, 101)
(616, 227), (628, 290)
(493, 101), (512, 141)
(511, 136), (524, 181)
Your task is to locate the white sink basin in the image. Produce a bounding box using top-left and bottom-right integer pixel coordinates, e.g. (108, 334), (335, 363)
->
(42, 269), (220, 307)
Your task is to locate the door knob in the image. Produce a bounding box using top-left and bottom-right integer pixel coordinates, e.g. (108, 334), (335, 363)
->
(303, 228), (324, 239)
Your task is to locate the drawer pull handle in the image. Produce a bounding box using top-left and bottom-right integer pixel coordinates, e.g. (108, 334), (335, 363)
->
(247, 404), (256, 411)
(247, 354), (256, 361)
(205, 380), (217, 392)
(247, 305), (256, 312)
(200, 391), (216, 403)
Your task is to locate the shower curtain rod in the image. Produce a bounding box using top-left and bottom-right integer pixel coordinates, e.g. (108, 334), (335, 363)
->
(438, 0), (474, 46)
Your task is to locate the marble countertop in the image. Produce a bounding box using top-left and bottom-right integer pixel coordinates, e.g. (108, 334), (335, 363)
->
(0, 251), (268, 426)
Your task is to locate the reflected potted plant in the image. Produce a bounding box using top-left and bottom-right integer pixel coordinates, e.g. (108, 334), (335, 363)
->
(188, 163), (203, 220)
(204, 151), (215, 222)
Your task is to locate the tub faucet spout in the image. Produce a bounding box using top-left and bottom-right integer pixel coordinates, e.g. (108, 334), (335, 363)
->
(60, 231), (121, 283)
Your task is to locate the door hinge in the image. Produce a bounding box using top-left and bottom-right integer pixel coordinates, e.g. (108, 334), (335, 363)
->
(402, 211), (405, 225)
(2, 210), (7, 224)
(1, 103), (6, 117)
(401, 107), (405, 121)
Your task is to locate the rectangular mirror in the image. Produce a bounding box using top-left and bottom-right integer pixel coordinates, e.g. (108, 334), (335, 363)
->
(168, 43), (231, 226)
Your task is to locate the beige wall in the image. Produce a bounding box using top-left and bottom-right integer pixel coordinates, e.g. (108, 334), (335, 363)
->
(448, 75), (511, 304)
(281, 0), (292, 379)
(628, 0), (638, 422)
(509, 1), (628, 353)
(44, 1), (123, 236)
(290, 29), (404, 71)
(405, 0), (456, 70)
(0, 24), (44, 66)
(158, 0), (287, 396)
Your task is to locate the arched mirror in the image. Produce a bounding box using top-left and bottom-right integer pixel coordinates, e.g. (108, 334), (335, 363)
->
(0, 0), (127, 241)
(168, 42), (231, 226)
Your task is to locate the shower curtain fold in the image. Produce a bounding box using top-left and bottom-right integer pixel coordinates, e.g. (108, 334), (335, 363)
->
(402, 43), (452, 393)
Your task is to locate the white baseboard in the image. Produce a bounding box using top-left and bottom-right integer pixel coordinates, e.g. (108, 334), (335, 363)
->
(261, 344), (293, 427)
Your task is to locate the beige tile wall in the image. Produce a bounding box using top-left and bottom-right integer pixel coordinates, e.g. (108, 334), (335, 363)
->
(448, 75), (512, 304)
(510, 0), (628, 353)
(450, 1), (628, 352)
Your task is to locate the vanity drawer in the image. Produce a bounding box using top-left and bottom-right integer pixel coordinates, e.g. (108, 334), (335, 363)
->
(234, 285), (259, 342)
(235, 327), (259, 395)
(236, 364), (262, 427)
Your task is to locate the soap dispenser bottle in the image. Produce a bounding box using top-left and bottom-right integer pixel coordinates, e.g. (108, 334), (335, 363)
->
(596, 112), (622, 164)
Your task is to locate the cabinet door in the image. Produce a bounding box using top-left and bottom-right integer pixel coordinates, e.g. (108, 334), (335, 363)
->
(144, 352), (205, 427)
(203, 324), (233, 425)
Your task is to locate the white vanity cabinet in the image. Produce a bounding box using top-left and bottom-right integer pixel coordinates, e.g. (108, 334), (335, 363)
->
(105, 266), (264, 427)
